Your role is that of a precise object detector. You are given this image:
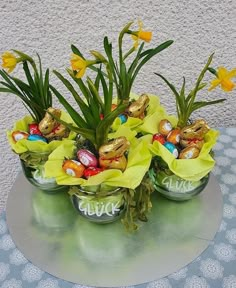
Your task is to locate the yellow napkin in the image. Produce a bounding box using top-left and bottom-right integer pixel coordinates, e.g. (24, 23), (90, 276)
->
(7, 112), (76, 154)
(149, 129), (219, 181)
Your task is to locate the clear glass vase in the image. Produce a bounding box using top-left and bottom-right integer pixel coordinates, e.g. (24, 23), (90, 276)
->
(20, 151), (65, 192)
(149, 167), (209, 201)
(71, 185), (127, 224)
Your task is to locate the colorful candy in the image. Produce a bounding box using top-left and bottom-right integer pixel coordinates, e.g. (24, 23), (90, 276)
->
(159, 119), (172, 136)
(28, 124), (42, 136)
(179, 146), (200, 159)
(167, 128), (180, 145)
(77, 149), (98, 167)
(83, 167), (103, 178)
(152, 133), (166, 144)
(27, 134), (47, 143)
(118, 114), (127, 124)
(12, 131), (29, 143)
(163, 142), (178, 158)
(62, 160), (85, 178)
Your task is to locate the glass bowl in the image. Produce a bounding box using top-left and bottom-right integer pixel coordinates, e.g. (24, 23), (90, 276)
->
(149, 168), (210, 201)
(71, 185), (127, 224)
(20, 151), (66, 192)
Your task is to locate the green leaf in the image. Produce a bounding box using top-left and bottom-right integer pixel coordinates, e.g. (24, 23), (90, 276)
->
(53, 70), (97, 128)
(191, 99), (226, 112)
(71, 44), (85, 59)
(49, 84), (89, 129)
(96, 103), (127, 148)
(131, 40), (174, 85)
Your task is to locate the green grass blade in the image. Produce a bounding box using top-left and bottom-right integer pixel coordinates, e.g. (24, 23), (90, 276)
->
(131, 40), (174, 86)
(50, 84), (89, 129)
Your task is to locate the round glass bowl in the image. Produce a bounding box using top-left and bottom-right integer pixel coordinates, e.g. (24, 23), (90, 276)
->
(20, 151), (65, 192)
(149, 168), (210, 201)
(71, 185), (127, 224)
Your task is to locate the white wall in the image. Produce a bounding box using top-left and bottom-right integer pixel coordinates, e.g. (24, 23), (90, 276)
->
(0, 0), (235, 210)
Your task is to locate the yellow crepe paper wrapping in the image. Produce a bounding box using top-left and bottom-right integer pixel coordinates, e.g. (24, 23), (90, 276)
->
(111, 93), (174, 132)
(7, 112), (77, 154)
(149, 129), (219, 182)
(44, 126), (152, 189)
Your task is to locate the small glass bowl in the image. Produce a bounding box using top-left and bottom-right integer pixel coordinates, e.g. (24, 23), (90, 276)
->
(71, 185), (127, 224)
(20, 151), (65, 192)
(149, 168), (210, 201)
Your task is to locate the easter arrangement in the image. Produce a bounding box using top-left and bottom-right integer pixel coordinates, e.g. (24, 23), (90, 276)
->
(1, 21), (235, 232)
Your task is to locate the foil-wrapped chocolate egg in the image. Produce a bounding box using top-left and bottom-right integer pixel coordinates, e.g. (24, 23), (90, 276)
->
(111, 104), (117, 111)
(77, 149), (98, 167)
(83, 167), (103, 178)
(12, 131), (29, 143)
(29, 123), (42, 136)
(118, 114), (127, 124)
(167, 128), (181, 145)
(163, 141), (178, 158)
(159, 119), (172, 136)
(62, 160), (85, 178)
(152, 133), (166, 144)
(27, 134), (48, 143)
(179, 146), (200, 159)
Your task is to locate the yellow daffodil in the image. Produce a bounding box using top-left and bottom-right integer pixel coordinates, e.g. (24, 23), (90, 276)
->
(70, 54), (88, 78)
(1, 51), (19, 73)
(131, 20), (152, 49)
(209, 67), (236, 92)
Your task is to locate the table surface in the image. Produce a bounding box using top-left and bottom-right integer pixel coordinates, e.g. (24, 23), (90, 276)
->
(1, 127), (236, 288)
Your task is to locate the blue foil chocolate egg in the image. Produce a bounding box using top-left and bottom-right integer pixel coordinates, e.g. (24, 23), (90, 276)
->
(163, 141), (178, 158)
(118, 114), (127, 124)
(28, 134), (48, 143)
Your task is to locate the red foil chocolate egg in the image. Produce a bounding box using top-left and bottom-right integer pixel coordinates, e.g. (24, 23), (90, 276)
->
(152, 133), (166, 144)
(159, 119), (172, 136)
(12, 131), (29, 143)
(29, 124), (42, 136)
(77, 149), (98, 167)
(83, 167), (103, 178)
(62, 160), (85, 178)
(167, 128), (181, 145)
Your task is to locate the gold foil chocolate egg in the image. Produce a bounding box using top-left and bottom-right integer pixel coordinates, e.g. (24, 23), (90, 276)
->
(159, 119), (172, 136)
(167, 128), (181, 145)
(62, 160), (85, 178)
(179, 146), (200, 159)
(180, 138), (205, 150)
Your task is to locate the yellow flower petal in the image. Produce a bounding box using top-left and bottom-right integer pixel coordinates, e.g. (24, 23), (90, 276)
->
(70, 54), (88, 78)
(209, 66), (236, 92)
(1, 51), (18, 73)
(138, 31), (152, 42)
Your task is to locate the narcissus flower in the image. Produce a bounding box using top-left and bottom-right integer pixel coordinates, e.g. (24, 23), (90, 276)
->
(131, 20), (152, 49)
(1, 51), (20, 73)
(70, 54), (88, 78)
(209, 67), (236, 92)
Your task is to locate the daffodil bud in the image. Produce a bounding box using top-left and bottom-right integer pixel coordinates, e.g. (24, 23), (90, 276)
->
(90, 50), (107, 63)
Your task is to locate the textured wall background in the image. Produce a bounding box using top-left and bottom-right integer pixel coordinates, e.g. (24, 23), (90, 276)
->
(0, 0), (236, 211)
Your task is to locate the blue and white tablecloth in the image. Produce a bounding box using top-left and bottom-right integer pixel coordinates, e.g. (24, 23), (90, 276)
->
(0, 127), (236, 288)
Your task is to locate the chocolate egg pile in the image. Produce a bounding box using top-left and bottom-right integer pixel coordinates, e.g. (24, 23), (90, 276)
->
(152, 119), (210, 159)
(62, 136), (130, 179)
(12, 123), (48, 143)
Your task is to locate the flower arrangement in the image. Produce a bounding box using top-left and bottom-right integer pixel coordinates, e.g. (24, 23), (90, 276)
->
(0, 51), (76, 190)
(147, 54), (235, 200)
(2, 20), (235, 229)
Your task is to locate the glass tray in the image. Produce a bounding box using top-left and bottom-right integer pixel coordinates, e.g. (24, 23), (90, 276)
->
(6, 173), (222, 287)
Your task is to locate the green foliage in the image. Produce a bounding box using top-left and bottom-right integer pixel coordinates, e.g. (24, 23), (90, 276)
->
(155, 54), (226, 128)
(0, 51), (52, 123)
